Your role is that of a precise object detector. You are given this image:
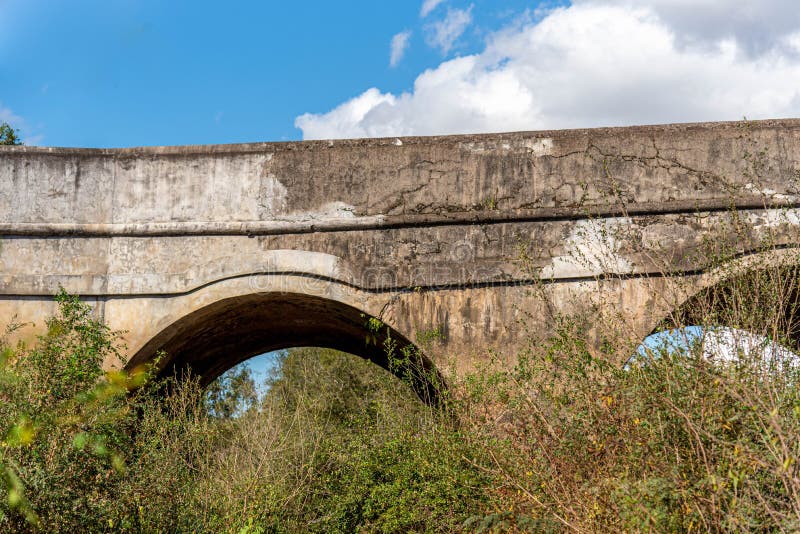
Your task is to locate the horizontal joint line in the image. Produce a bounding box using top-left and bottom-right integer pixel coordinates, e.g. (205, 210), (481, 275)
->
(0, 198), (794, 238)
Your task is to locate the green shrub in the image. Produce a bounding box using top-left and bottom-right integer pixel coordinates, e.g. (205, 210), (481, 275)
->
(3, 246), (800, 532)
(460, 263), (800, 532)
(0, 291), (212, 532)
(0, 290), (136, 529)
(191, 348), (491, 533)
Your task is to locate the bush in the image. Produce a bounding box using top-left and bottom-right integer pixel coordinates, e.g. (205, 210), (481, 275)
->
(0, 306), (493, 532)
(3, 225), (800, 532)
(464, 321), (800, 531)
(191, 348), (491, 533)
(0, 291), (134, 529)
(0, 291), (214, 531)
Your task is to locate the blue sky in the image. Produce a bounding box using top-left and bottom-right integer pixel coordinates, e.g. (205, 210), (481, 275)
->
(4, 1), (799, 148)
(0, 0), (550, 147)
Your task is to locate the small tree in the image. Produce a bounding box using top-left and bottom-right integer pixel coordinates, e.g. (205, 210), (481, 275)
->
(204, 365), (259, 418)
(0, 122), (22, 146)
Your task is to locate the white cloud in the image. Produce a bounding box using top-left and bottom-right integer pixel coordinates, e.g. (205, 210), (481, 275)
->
(425, 5), (473, 54)
(575, 0), (800, 56)
(295, 88), (397, 140)
(420, 0), (446, 18)
(390, 30), (412, 67)
(702, 327), (800, 370)
(296, 3), (800, 140)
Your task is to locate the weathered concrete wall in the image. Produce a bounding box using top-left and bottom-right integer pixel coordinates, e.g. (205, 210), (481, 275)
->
(1, 119), (799, 383)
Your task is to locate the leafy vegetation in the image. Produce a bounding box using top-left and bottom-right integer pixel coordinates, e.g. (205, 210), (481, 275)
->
(459, 313), (800, 531)
(0, 122), (22, 146)
(0, 298), (490, 532)
(2, 206), (800, 531)
(192, 348), (489, 533)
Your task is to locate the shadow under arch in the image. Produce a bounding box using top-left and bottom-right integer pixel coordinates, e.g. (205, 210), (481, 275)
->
(126, 292), (444, 405)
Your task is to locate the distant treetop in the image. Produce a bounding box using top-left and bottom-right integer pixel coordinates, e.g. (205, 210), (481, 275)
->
(0, 122), (23, 145)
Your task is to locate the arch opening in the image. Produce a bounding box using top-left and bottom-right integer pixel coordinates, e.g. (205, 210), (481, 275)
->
(206, 346), (433, 419)
(631, 265), (800, 372)
(629, 326), (800, 373)
(127, 292), (444, 405)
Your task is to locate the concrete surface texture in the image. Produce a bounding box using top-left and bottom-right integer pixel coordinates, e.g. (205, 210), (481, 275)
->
(1, 119), (799, 391)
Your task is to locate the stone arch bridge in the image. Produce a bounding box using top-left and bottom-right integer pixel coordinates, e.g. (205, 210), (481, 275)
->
(1, 119), (800, 391)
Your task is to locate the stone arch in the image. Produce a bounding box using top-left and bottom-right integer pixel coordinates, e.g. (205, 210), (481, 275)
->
(641, 248), (800, 353)
(125, 290), (443, 405)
